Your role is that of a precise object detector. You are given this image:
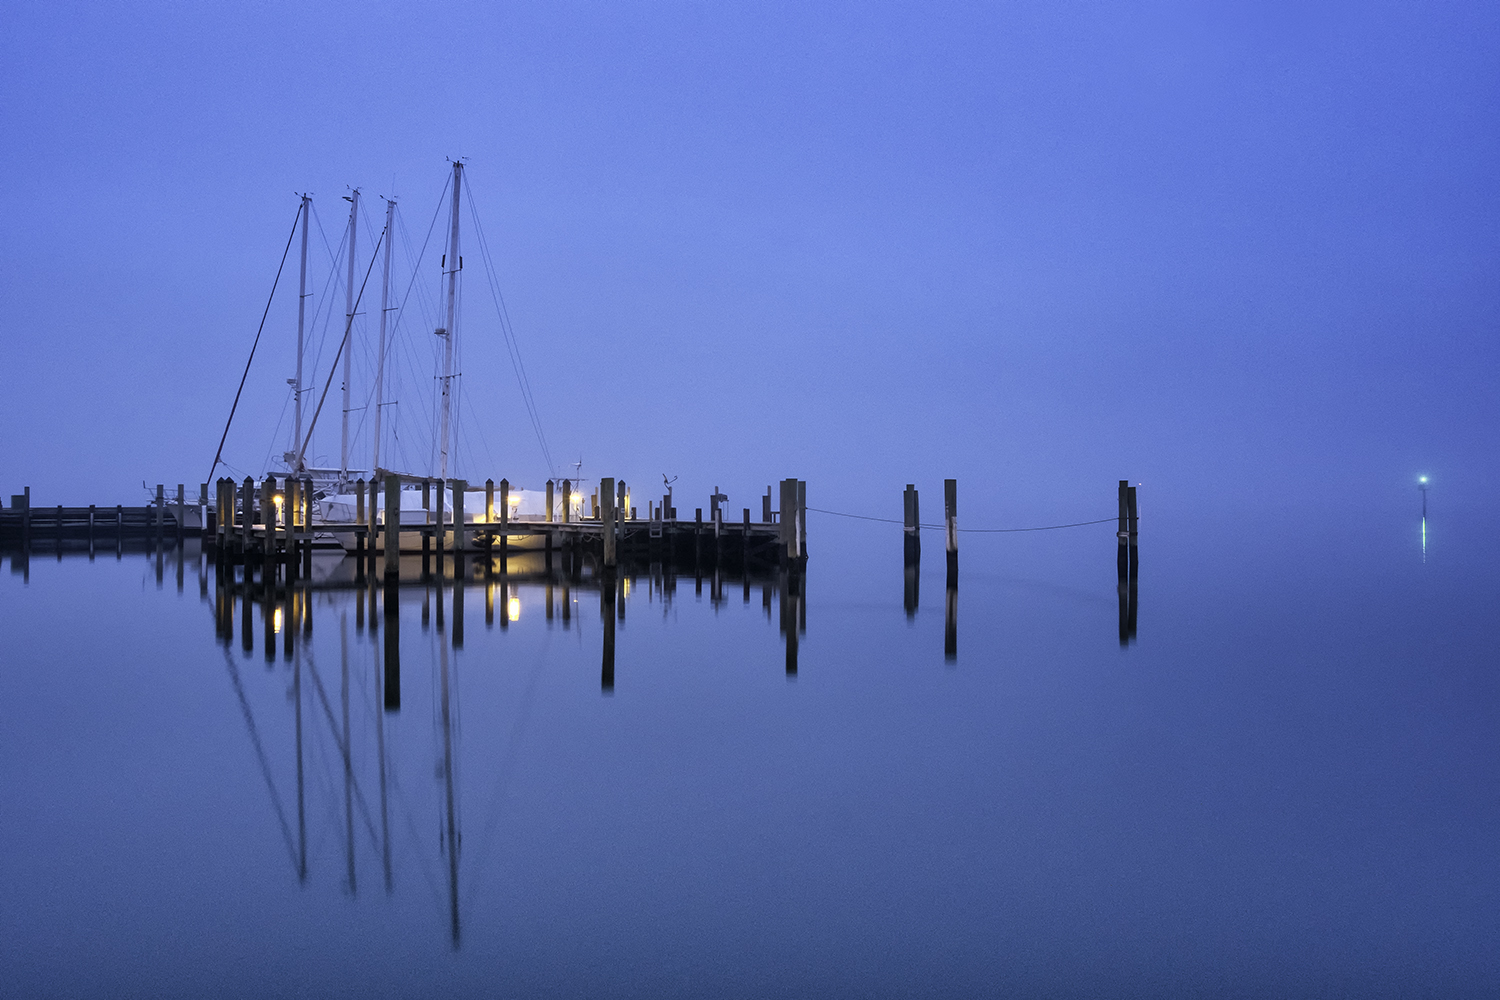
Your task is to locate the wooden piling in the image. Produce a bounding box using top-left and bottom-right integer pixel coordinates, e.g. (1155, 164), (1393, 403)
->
(175, 484), (185, 542)
(1127, 484), (1139, 581)
(241, 478), (257, 555)
(1117, 481), (1129, 582)
(384, 475), (401, 577)
(561, 479), (571, 524)
(600, 477), (617, 568)
(453, 479), (467, 555)
(944, 479), (957, 588)
(368, 477), (379, 569)
(285, 478), (299, 578)
(499, 478), (510, 567)
(903, 484), (920, 566)
(155, 484), (165, 539)
(436, 477), (446, 562)
(546, 479), (554, 523)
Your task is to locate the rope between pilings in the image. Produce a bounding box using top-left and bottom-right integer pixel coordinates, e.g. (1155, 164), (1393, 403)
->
(806, 507), (1118, 533)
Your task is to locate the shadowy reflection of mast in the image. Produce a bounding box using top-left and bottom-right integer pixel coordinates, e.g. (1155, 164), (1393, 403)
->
(340, 616), (357, 896)
(374, 623), (392, 894)
(295, 643), (307, 881)
(221, 647), (301, 880)
(438, 637), (461, 947)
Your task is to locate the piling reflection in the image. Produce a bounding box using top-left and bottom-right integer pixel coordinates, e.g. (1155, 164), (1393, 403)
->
(2, 534), (808, 949)
(189, 543), (802, 946)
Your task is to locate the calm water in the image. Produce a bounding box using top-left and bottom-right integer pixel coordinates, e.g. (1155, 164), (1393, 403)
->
(2, 508), (1496, 998)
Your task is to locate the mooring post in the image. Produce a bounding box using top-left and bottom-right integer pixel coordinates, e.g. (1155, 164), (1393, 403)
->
(385, 475), (401, 578)
(742, 507), (751, 564)
(778, 480), (793, 563)
(452, 479), (467, 556)
(762, 486), (772, 525)
(903, 483), (922, 615)
(355, 478), (367, 565)
(499, 478), (510, 568)
(368, 477), (380, 573)
(237, 476), (252, 554)
(544, 479), (554, 562)
(198, 483), (208, 539)
(285, 478), (299, 579)
(943, 479), (957, 588)
(1127, 484), (1139, 581)
(155, 484), (165, 541)
(436, 477), (446, 565)
(694, 507), (703, 565)
(265, 476), (280, 576)
(561, 479), (571, 524)
(903, 484), (921, 567)
(87, 503), (96, 556)
(20, 486), (31, 549)
(1117, 480), (1129, 582)
(175, 484), (185, 543)
(421, 479), (432, 573)
(601, 477), (617, 569)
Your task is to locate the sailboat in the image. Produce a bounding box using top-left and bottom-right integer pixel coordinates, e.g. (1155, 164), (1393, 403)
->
(276, 161), (563, 551)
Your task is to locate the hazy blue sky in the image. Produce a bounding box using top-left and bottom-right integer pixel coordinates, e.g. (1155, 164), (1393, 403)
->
(2, 1), (1495, 526)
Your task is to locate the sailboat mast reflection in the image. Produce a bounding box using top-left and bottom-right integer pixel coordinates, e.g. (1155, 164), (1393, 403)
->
(206, 548), (794, 948)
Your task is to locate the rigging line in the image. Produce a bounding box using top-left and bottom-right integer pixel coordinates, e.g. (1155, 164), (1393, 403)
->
(459, 392), (497, 478)
(207, 203), (300, 485)
(461, 181), (550, 467)
(805, 507), (1118, 533)
(386, 179), (450, 465)
(297, 222), (388, 468)
(312, 198), (341, 266)
(261, 382), (294, 474)
(220, 646), (300, 875)
(302, 648), (385, 854)
(303, 204), (349, 410)
(463, 184), (556, 476)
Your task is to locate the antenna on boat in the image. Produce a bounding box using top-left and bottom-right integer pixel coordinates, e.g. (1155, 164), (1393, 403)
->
(340, 189), (360, 488)
(438, 161), (463, 482)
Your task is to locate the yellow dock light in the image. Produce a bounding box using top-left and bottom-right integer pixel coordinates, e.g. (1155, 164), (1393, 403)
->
(507, 596), (521, 621)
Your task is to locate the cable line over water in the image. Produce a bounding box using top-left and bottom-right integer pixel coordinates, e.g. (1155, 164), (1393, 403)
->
(807, 507), (1116, 533)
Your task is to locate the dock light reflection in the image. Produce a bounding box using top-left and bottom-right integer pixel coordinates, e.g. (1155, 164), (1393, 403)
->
(193, 545), (797, 943)
(1418, 475), (1430, 563)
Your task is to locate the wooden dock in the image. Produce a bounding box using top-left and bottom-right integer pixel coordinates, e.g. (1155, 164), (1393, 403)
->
(204, 475), (809, 580)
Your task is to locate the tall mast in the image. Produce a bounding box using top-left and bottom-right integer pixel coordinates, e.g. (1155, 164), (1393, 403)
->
(293, 195), (310, 471)
(439, 162), (462, 482)
(374, 197), (395, 475)
(341, 189), (360, 486)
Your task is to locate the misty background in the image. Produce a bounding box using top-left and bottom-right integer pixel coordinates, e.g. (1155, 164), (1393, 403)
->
(2, 1), (1495, 533)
